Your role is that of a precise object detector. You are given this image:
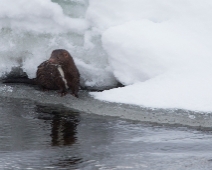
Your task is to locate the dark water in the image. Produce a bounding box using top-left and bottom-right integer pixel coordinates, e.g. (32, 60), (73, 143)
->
(0, 98), (212, 170)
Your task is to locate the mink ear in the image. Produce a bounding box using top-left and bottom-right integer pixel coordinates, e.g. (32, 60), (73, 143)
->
(63, 52), (68, 57)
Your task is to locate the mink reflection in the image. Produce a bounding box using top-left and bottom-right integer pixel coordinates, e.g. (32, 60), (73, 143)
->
(51, 113), (79, 146)
(36, 105), (79, 146)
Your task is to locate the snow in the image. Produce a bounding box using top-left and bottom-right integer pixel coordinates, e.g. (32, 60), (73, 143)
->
(1, 0), (212, 112)
(89, 0), (212, 112)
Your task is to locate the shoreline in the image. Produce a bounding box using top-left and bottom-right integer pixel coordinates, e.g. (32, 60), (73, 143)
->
(0, 83), (212, 129)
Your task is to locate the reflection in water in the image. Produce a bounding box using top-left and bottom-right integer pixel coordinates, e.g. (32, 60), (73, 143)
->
(56, 157), (83, 170)
(51, 114), (79, 146)
(35, 105), (83, 168)
(36, 105), (79, 146)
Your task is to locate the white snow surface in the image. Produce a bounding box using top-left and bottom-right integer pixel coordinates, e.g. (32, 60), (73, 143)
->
(89, 0), (212, 112)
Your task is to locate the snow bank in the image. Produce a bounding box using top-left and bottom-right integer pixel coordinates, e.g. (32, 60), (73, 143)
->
(0, 0), (117, 88)
(89, 0), (212, 112)
(1, 0), (212, 111)
(0, 0), (88, 34)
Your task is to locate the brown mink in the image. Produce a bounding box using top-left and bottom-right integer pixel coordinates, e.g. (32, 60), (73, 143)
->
(3, 49), (80, 97)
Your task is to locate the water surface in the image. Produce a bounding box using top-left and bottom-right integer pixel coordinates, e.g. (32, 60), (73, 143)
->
(0, 97), (212, 170)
